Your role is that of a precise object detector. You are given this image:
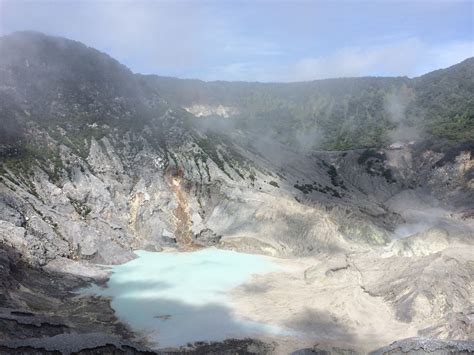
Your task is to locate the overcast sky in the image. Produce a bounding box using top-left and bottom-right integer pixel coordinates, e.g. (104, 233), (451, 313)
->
(0, 0), (473, 82)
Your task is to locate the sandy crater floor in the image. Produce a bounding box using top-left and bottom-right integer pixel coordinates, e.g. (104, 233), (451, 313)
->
(230, 253), (423, 354)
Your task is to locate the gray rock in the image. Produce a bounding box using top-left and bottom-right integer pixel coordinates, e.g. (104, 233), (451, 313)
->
(0, 332), (154, 354)
(369, 337), (474, 355)
(193, 228), (222, 246)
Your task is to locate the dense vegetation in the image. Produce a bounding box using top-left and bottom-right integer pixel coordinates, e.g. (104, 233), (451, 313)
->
(143, 59), (474, 150)
(1, 31), (473, 155)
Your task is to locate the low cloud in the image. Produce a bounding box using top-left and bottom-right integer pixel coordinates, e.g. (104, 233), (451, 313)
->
(207, 38), (473, 82)
(1, 1), (472, 82)
(384, 86), (422, 143)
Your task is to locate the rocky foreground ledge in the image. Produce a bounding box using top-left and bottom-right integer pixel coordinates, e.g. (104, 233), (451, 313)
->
(0, 333), (154, 354)
(368, 338), (474, 355)
(1, 335), (474, 355)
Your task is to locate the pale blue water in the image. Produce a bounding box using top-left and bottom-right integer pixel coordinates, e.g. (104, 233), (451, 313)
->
(85, 248), (287, 348)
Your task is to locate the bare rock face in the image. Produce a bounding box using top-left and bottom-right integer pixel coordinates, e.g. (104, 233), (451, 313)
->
(0, 333), (154, 355)
(391, 227), (451, 257)
(419, 306), (474, 340)
(357, 247), (474, 325)
(193, 228), (222, 246)
(370, 337), (474, 355)
(184, 104), (239, 118)
(0, 244), (151, 354)
(0, 221), (28, 256)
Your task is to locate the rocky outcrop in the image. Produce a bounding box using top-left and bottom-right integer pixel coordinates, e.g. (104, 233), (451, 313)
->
(0, 243), (151, 353)
(370, 337), (474, 355)
(0, 333), (155, 355)
(184, 104), (238, 118)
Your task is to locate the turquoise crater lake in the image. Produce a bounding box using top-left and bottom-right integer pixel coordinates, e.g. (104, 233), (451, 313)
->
(85, 248), (287, 348)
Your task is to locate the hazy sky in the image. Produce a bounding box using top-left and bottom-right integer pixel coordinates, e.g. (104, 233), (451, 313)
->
(0, 0), (473, 82)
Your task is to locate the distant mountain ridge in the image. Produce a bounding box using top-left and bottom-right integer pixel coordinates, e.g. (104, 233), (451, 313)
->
(141, 57), (474, 149)
(1, 31), (473, 151)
